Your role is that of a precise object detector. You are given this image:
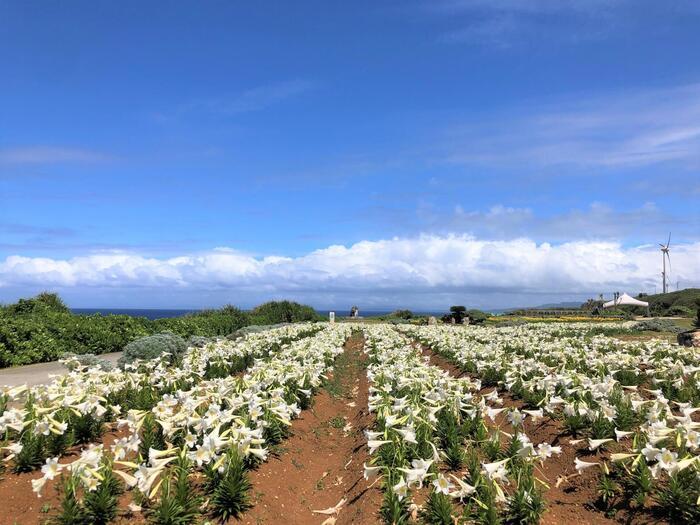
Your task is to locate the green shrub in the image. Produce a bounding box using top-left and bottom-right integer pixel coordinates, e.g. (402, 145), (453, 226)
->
(390, 309), (414, 320)
(0, 299), (151, 366)
(668, 305), (694, 317)
(467, 309), (490, 324)
(153, 305), (248, 337)
(449, 305), (467, 324)
(5, 292), (69, 315)
(633, 319), (684, 334)
(118, 333), (187, 367)
(187, 335), (209, 348)
(248, 300), (321, 325)
(0, 294), (321, 368)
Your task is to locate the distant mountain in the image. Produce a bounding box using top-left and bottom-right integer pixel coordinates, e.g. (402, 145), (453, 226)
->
(503, 301), (583, 312)
(532, 301), (583, 309)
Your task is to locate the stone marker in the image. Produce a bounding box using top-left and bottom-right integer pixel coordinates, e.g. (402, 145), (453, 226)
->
(428, 316), (437, 325)
(329, 311), (335, 324)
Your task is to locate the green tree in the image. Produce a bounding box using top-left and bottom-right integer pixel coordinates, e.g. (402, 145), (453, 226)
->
(449, 305), (467, 324)
(467, 309), (490, 324)
(390, 309), (413, 320)
(249, 301), (320, 325)
(0, 293), (323, 368)
(5, 292), (69, 315)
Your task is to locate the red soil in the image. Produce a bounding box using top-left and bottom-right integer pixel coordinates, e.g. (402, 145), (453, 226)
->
(421, 344), (666, 525)
(0, 425), (130, 525)
(241, 332), (382, 525)
(3, 333), (664, 524)
(0, 334), (381, 525)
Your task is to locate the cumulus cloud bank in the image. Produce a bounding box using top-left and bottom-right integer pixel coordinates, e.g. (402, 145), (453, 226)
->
(1, 236), (698, 304)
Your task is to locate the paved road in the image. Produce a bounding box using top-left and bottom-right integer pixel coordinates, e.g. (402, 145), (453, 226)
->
(0, 352), (123, 388)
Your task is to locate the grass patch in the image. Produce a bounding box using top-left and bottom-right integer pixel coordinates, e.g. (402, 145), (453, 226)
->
(329, 416), (345, 429)
(323, 332), (364, 399)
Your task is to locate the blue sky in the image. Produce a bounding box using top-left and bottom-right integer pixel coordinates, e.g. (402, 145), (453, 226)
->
(1, 1), (699, 310)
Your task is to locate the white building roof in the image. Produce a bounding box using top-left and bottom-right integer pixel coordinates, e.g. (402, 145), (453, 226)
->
(603, 292), (649, 308)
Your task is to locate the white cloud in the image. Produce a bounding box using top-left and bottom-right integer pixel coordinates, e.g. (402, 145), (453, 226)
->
(2, 237), (698, 304)
(441, 202), (696, 242)
(442, 83), (700, 169)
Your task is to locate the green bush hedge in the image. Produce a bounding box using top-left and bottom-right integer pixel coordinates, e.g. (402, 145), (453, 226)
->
(0, 293), (321, 368)
(152, 306), (249, 337)
(0, 309), (151, 366)
(248, 300), (322, 325)
(633, 319), (685, 334)
(467, 309), (490, 324)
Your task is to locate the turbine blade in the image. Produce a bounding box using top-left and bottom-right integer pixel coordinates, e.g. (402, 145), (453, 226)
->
(667, 232), (671, 247)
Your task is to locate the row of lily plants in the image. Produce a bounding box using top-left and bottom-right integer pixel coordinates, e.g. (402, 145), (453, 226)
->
(361, 324), (561, 525)
(1, 323), (350, 524)
(400, 322), (700, 523)
(1, 323), (320, 473)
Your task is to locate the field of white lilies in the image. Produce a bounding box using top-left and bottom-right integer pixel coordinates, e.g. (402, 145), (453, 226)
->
(1, 321), (698, 524)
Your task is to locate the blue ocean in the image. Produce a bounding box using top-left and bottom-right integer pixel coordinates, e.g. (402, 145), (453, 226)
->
(71, 308), (199, 320)
(70, 308), (450, 320)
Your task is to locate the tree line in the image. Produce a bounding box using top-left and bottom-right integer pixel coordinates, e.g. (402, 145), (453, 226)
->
(0, 293), (321, 367)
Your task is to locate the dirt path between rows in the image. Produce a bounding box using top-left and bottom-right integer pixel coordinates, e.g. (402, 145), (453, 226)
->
(419, 342), (663, 525)
(241, 332), (383, 525)
(0, 334), (381, 525)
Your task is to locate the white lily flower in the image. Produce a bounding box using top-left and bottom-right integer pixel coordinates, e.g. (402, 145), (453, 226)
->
(393, 477), (409, 500)
(433, 474), (454, 495)
(574, 457), (599, 474)
(448, 474), (476, 500)
(614, 429), (633, 441)
(588, 438), (613, 451)
(482, 459), (509, 482)
(363, 463), (382, 481)
(367, 440), (391, 455)
(41, 457), (61, 480)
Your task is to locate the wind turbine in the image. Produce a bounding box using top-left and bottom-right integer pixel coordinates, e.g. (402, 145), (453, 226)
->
(660, 233), (671, 294)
